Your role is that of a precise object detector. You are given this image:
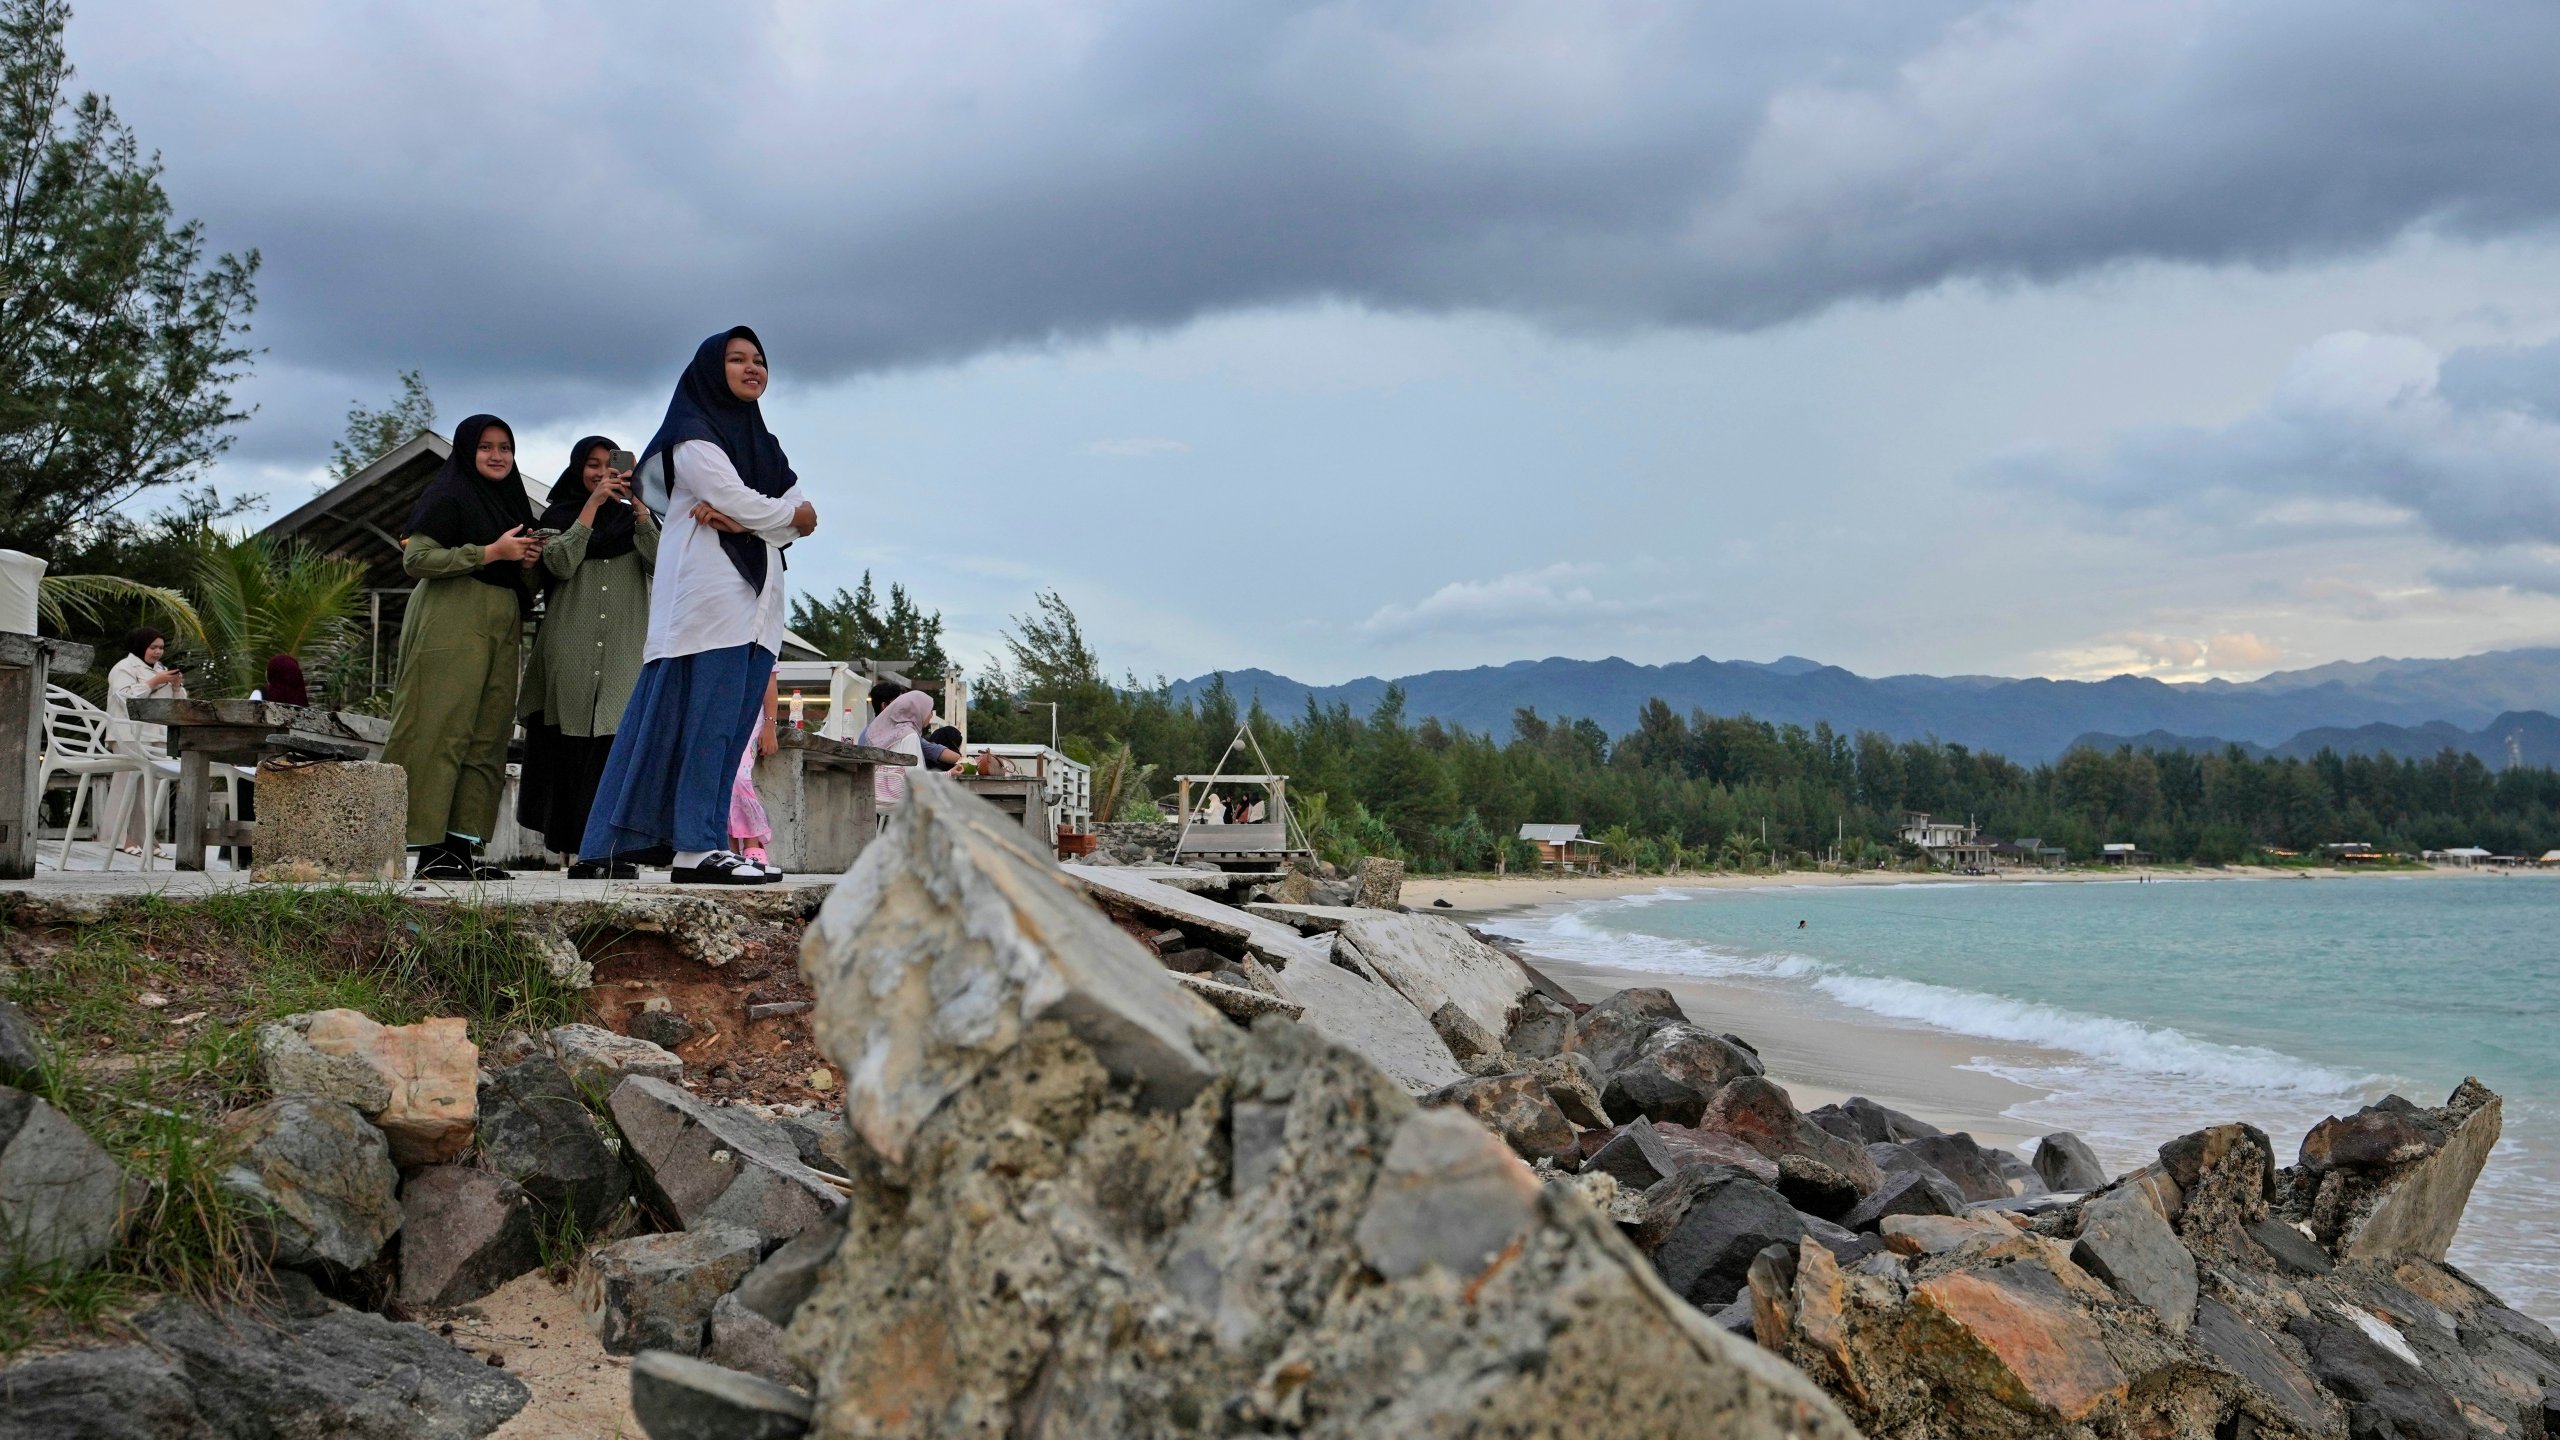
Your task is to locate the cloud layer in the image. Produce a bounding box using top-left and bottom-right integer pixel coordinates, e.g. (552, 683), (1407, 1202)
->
(77, 0), (2560, 459)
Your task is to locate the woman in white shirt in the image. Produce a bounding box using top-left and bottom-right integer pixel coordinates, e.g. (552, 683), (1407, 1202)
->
(580, 327), (816, 884)
(101, 627), (186, 853)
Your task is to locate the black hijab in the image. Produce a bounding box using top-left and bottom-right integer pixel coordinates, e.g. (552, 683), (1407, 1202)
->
(535, 435), (636, 562)
(404, 414), (536, 612)
(640, 327), (796, 594)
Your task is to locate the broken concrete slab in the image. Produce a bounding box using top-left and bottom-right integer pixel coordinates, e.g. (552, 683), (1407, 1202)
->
(609, 1076), (847, 1245)
(1326, 911), (1541, 1040)
(1174, 971), (1306, 1023)
(2300, 1078), (2502, 1263)
(807, 783), (1225, 1168)
(545, 1023), (683, 1094)
(1251, 931), (1467, 1095)
(1071, 865), (1332, 972)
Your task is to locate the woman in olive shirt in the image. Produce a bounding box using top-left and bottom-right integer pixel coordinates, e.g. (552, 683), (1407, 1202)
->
(382, 414), (541, 881)
(518, 436), (658, 876)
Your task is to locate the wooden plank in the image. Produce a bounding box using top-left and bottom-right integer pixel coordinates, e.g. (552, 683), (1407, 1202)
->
(777, 729), (912, 767)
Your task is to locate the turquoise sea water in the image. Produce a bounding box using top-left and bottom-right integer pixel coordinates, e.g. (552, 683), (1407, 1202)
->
(1486, 873), (2558, 1323)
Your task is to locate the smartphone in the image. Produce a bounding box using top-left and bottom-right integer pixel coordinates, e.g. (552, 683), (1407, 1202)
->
(607, 449), (636, 473)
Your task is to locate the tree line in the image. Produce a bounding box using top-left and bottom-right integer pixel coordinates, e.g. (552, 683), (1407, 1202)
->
(964, 594), (2560, 872)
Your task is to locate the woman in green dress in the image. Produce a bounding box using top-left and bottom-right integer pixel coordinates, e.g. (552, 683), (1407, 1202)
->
(383, 414), (542, 881)
(517, 435), (658, 876)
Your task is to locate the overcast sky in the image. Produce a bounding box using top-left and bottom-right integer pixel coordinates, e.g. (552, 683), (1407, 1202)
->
(70, 0), (2560, 686)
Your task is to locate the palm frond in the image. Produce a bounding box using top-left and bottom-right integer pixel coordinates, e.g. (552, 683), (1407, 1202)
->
(36, 574), (206, 644)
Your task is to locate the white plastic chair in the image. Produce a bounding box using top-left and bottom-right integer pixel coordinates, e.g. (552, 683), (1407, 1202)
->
(39, 685), (151, 870)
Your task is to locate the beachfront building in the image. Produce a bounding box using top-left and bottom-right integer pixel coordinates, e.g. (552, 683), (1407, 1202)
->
(1518, 823), (1606, 873)
(1994, 836), (2067, 871)
(2424, 846), (2496, 867)
(2097, 842), (2153, 865)
(1898, 811), (1996, 870)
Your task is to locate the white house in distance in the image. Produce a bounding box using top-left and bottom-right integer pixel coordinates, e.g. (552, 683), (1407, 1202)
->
(1898, 811), (1995, 870)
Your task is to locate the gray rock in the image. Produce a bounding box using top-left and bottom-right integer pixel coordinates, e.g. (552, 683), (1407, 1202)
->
(629, 1010), (695, 1052)
(0, 999), (46, 1088)
(2033, 1131), (2107, 1192)
(629, 1351), (811, 1440)
(1774, 1153), (1860, 1221)
(545, 1023), (684, 1094)
(1584, 1118), (1682, 1194)
(1813, 1095), (1942, 1145)
(476, 1055), (628, 1231)
(2285, 1310), (2463, 1439)
(1653, 1122), (1781, 1185)
(396, 1166), (541, 1310)
(1601, 1023), (1763, 1127)
(2190, 1296), (2332, 1435)
(0, 1300), (528, 1439)
(609, 1076), (846, 1245)
(1840, 1168), (1961, 1233)
(2305, 1078), (2502, 1263)
(705, 1292), (805, 1389)
(729, 1220), (843, 1327)
(1531, 1051), (1610, 1129)
(1420, 1070), (1580, 1169)
(1899, 1132), (2014, 1204)
(1560, 987), (1688, 1076)
(1503, 991), (1575, 1060)
(2244, 1217), (2335, 1277)
(1428, 1000), (1505, 1068)
(774, 1110), (853, 1179)
(218, 1095), (400, 1271)
(1354, 1107), (1543, 1281)
(2070, 1185), (2197, 1335)
(0, 1083), (134, 1272)
(1799, 1213), (1886, 1266)
(1650, 1169), (1806, 1307)
(573, 1227), (763, 1356)
(1695, 1076), (1883, 1195)
(804, 781), (1222, 1168)
(256, 1017), (393, 1115)
(1349, 855), (1404, 909)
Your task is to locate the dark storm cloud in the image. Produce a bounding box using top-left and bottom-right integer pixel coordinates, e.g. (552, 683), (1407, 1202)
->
(72, 0), (2560, 457)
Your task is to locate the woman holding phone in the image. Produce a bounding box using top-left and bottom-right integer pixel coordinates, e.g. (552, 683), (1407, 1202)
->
(382, 414), (542, 881)
(100, 627), (187, 855)
(517, 435), (658, 876)
(581, 326), (816, 885)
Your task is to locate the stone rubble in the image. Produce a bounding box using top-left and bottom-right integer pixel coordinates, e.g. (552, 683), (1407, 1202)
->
(219, 1094), (403, 1271)
(257, 1009), (478, 1167)
(394, 1165), (543, 1309)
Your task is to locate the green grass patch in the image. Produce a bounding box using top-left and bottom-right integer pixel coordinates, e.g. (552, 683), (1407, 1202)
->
(1, 885), (590, 1356)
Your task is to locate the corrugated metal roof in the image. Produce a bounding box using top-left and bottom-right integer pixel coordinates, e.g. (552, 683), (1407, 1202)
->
(1518, 823), (1583, 842)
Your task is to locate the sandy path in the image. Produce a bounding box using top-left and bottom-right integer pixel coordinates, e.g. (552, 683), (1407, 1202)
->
(447, 1272), (638, 1440)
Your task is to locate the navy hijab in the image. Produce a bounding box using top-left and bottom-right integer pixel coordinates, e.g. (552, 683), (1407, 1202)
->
(639, 327), (796, 594)
(535, 435), (637, 563)
(404, 414), (535, 613)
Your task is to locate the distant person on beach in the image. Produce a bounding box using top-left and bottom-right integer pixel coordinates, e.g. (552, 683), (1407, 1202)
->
(860, 689), (935, 811)
(581, 327), (815, 885)
(518, 436), (657, 877)
(383, 414), (541, 881)
(1799, 919), (1806, 928)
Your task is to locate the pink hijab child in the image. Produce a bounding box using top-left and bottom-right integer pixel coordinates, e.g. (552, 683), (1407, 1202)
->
(858, 689), (935, 807)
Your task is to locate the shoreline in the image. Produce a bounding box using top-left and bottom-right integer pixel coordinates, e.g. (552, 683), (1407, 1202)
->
(1407, 860), (2507, 919)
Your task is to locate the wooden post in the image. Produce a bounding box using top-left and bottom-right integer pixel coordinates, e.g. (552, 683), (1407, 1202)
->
(0, 634), (93, 879)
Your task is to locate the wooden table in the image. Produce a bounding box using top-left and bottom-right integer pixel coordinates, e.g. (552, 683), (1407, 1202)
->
(752, 728), (914, 876)
(0, 632), (95, 879)
(126, 698), (392, 871)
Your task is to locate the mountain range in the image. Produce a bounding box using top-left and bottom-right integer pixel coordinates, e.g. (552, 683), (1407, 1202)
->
(1170, 648), (2560, 765)
(2071, 711), (2560, 770)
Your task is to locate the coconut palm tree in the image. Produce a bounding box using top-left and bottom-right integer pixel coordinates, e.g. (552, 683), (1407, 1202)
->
(35, 573), (204, 645)
(187, 531), (364, 698)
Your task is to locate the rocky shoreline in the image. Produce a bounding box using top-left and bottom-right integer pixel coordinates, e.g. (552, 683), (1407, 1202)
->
(2, 781), (2553, 1437)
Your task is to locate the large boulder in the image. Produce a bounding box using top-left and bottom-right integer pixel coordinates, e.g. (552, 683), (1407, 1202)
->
(0, 1301), (527, 1439)
(1583, 1118), (1682, 1193)
(258, 1010), (477, 1167)
(1530, 1051), (1610, 1129)
(629, 1351), (813, 1440)
(800, 778), (1221, 1170)
(0, 998), (45, 1088)
(1898, 1132), (2020, 1205)
(475, 1053), (629, 1230)
(218, 1095), (402, 1271)
(2032, 1131), (2107, 1192)
(1418, 1071), (1580, 1170)
(1644, 1168), (1806, 1307)
(786, 808), (1857, 1440)
(1695, 1077), (1883, 1195)
(1503, 991), (1575, 1060)
(1327, 911), (1539, 1040)
(1807, 1095), (1942, 1146)
(545, 1023), (684, 1093)
(1348, 855), (1404, 909)
(1254, 932), (1468, 1094)
(574, 1226), (764, 1356)
(608, 1076), (846, 1246)
(2068, 1184), (2197, 1335)
(1600, 1024), (1763, 1126)
(395, 1166), (542, 1309)
(0, 1084), (135, 1273)
(1905, 1256), (2128, 1426)
(2294, 1078), (2501, 1262)
(1560, 987), (1687, 1076)
(2284, 1310), (2465, 1439)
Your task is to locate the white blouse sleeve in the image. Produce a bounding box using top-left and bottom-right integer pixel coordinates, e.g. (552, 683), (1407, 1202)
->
(674, 441), (799, 537)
